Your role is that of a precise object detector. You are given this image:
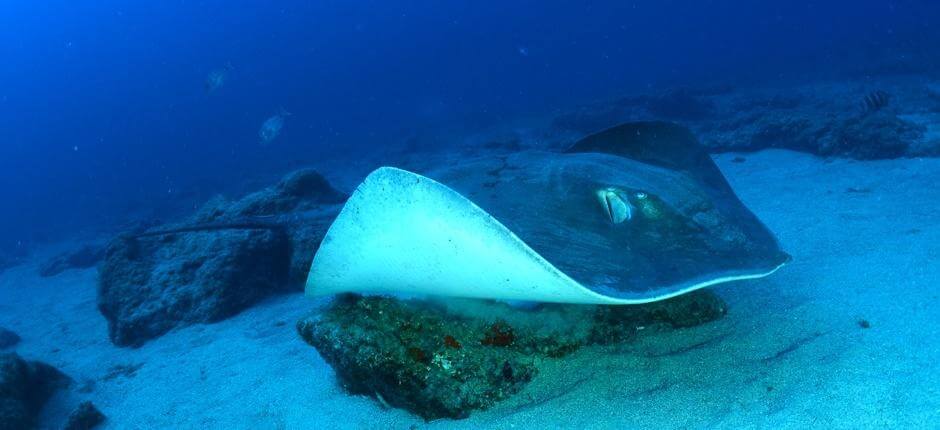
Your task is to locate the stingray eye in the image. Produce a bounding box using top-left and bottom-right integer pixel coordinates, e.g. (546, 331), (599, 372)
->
(635, 192), (647, 200)
(596, 188), (632, 224)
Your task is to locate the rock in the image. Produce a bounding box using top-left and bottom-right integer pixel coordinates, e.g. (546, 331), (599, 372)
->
(97, 168), (344, 347)
(297, 291), (725, 420)
(202, 169), (345, 219)
(0, 352), (70, 430)
(700, 102), (926, 159)
(282, 211), (340, 286)
(552, 81), (936, 159)
(97, 228), (291, 347)
(64, 401), (105, 430)
(822, 111), (925, 159)
(298, 296), (537, 420)
(38, 245), (105, 277)
(589, 290), (727, 343)
(190, 169), (345, 286)
(0, 328), (20, 350)
(276, 168), (346, 201)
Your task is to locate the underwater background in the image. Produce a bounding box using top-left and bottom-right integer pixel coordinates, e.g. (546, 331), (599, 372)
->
(4, 0), (940, 252)
(1, 1), (940, 429)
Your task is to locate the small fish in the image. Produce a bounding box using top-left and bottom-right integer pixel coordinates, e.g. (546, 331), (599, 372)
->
(517, 46), (529, 56)
(204, 63), (233, 93)
(259, 109), (290, 145)
(860, 90), (890, 114)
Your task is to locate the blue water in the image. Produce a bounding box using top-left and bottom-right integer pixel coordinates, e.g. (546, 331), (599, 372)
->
(2, 0), (938, 252)
(2, 2), (940, 428)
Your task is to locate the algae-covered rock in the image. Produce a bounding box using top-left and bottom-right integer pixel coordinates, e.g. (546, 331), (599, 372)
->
(297, 291), (725, 420)
(589, 290), (727, 343)
(298, 296), (538, 420)
(0, 352), (70, 430)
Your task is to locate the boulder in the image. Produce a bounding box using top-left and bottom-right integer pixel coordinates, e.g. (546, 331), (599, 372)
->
(98, 229), (291, 347)
(194, 168), (345, 220)
(190, 168), (345, 286)
(97, 168), (344, 347)
(298, 291), (725, 420)
(0, 352), (70, 430)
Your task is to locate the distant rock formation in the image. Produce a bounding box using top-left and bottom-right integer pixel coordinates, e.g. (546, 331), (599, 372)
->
(0, 352), (71, 430)
(38, 245), (105, 277)
(551, 80), (939, 159)
(97, 168), (344, 347)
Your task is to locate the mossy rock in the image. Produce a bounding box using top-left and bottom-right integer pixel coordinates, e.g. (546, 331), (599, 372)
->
(297, 291), (725, 420)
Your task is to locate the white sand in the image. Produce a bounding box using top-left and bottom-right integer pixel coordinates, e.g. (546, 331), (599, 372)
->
(1, 149), (937, 429)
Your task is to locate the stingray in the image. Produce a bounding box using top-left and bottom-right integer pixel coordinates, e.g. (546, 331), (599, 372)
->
(306, 121), (790, 304)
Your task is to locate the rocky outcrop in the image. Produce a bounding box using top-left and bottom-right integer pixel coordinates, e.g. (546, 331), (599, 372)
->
(98, 168), (344, 347)
(698, 105), (925, 160)
(551, 80), (940, 159)
(298, 292), (726, 420)
(0, 352), (70, 430)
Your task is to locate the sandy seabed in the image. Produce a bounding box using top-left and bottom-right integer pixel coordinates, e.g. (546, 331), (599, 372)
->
(1, 149), (938, 429)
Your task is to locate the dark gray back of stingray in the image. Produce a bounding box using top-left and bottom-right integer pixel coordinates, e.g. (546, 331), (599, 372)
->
(428, 122), (789, 300)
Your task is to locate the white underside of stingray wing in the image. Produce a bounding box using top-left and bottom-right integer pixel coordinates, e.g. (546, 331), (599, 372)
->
(305, 167), (785, 305)
(305, 166), (627, 304)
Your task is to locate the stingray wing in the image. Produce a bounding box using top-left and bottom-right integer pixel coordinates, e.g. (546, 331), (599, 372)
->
(305, 166), (617, 304)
